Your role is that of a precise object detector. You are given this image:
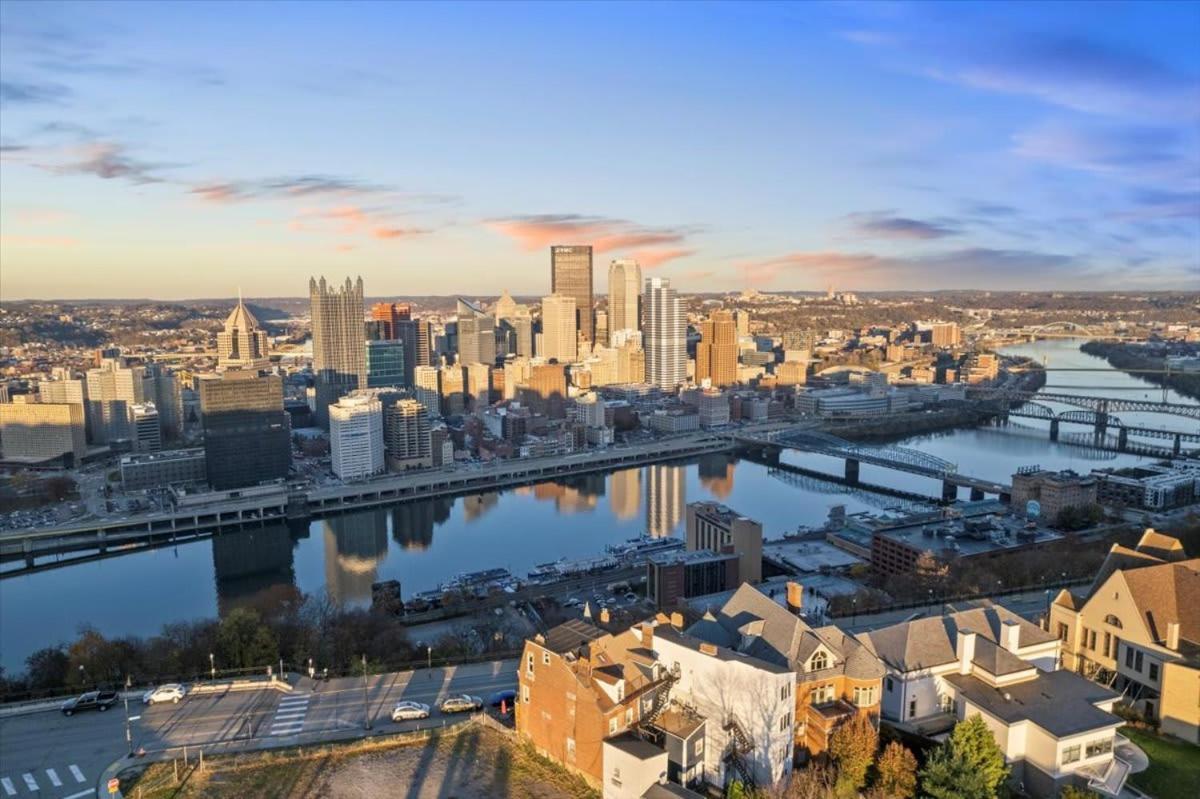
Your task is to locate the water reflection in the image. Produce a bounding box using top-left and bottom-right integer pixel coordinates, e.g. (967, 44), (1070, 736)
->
(390, 499), (451, 551)
(698, 453), (736, 499)
(647, 463), (686, 538)
(211, 524), (296, 617)
(609, 468), (641, 520)
(322, 510), (389, 605)
(462, 492), (500, 522)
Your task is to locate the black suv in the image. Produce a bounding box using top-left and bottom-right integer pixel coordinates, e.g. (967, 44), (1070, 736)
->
(61, 690), (120, 716)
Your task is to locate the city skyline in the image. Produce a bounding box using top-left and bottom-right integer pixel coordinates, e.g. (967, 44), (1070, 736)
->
(1, 1), (1197, 300)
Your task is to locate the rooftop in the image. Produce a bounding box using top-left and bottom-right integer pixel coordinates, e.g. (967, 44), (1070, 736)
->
(944, 669), (1121, 738)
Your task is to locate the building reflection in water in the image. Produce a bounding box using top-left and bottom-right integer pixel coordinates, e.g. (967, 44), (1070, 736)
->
(462, 492), (500, 522)
(389, 497), (452, 551)
(211, 524), (297, 617)
(697, 453), (736, 499)
(609, 467), (642, 521)
(322, 509), (389, 605)
(646, 463), (685, 538)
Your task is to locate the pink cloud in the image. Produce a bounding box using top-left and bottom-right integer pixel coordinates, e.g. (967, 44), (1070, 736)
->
(632, 248), (695, 268)
(372, 226), (427, 240)
(487, 214), (692, 258)
(191, 183), (241, 203)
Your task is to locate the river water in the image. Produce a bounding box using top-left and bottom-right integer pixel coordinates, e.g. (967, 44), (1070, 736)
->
(1, 339), (1195, 671)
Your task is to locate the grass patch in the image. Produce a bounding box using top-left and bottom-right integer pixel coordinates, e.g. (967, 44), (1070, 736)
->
(1121, 727), (1200, 799)
(119, 723), (597, 799)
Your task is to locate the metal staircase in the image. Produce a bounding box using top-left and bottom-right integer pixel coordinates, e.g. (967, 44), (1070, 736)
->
(723, 716), (755, 790)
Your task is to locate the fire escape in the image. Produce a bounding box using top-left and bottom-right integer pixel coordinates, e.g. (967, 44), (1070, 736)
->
(723, 716), (755, 790)
(635, 663), (680, 740)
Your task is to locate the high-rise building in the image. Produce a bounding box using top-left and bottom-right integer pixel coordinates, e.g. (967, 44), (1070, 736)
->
(329, 393), (385, 480)
(309, 275), (367, 428)
(439, 364), (466, 416)
(540, 294), (578, 362)
(0, 402), (87, 465)
(382, 396), (432, 471)
(130, 403), (161, 452)
(644, 277), (685, 391)
(366, 340), (406, 388)
(618, 341), (645, 385)
(696, 309), (738, 387)
(608, 258), (642, 337)
(647, 463), (685, 538)
(396, 318), (431, 386)
(456, 298), (496, 366)
(85, 359), (148, 445)
(38, 377), (88, 440)
(370, 302), (411, 339)
(550, 245), (593, 343)
(593, 308), (608, 349)
(147, 364), (183, 442)
(685, 501), (763, 584)
(217, 295), (270, 372)
(413, 366), (441, 417)
(931, 322), (961, 348)
(518, 362), (567, 418)
(498, 315), (533, 358)
(734, 309), (750, 338)
(465, 362), (491, 414)
(200, 371), (291, 490)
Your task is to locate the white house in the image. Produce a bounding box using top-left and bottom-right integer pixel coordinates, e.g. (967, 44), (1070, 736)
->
(858, 604), (1132, 798)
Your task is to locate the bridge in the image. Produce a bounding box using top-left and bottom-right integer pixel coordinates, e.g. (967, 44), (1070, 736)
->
(968, 387), (1200, 421)
(734, 428), (1011, 502)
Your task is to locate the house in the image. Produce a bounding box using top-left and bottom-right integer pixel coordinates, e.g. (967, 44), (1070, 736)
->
(683, 582), (885, 760)
(858, 603), (1132, 798)
(1049, 529), (1200, 743)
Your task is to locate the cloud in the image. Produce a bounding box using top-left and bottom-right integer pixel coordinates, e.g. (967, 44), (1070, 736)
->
(487, 214), (694, 258)
(1013, 121), (1190, 176)
(844, 211), (958, 240)
(45, 142), (167, 184)
(190, 175), (394, 203)
(738, 247), (1082, 289)
(0, 80), (70, 105)
(631, 248), (695, 268)
(284, 205), (430, 243)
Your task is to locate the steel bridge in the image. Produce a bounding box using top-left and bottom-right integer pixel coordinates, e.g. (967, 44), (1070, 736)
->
(968, 387), (1200, 421)
(992, 395), (1200, 456)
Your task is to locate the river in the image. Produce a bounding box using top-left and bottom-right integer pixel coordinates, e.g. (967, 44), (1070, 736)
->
(1, 339), (1195, 672)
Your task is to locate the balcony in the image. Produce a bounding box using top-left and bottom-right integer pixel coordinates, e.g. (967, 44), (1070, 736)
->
(1075, 734), (1146, 797)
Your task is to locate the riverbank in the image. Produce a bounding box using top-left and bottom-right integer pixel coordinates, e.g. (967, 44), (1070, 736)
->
(1080, 341), (1200, 402)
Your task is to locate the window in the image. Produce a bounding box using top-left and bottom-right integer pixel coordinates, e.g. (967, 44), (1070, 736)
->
(853, 686), (875, 707)
(1103, 632), (1112, 658)
(1135, 651), (1144, 673)
(566, 738), (575, 760)
(1125, 645), (1134, 669)
(940, 694), (954, 713)
(543, 651), (550, 665)
(1087, 629), (1097, 651)
(1057, 623), (1069, 642)
(526, 652), (535, 675)
(695, 738), (704, 757)
(781, 683), (791, 701)
(521, 685), (530, 703)
(1104, 614), (1123, 629)
(886, 677), (895, 692)
(1149, 662), (1159, 681)
(610, 767), (622, 788)
(626, 708), (633, 725)
(810, 651), (829, 671)
(908, 698), (917, 719)
(1062, 745), (1081, 765)
(609, 717), (618, 735)
(1085, 739), (1113, 758)
(812, 684), (834, 704)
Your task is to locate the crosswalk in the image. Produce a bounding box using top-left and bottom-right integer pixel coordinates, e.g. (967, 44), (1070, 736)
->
(268, 692), (311, 736)
(1, 764), (90, 796)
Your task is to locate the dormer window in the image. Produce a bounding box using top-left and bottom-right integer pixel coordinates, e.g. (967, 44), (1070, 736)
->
(1104, 614), (1123, 629)
(810, 651), (829, 671)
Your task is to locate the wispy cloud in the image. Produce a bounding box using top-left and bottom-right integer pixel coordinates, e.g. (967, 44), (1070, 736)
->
(1013, 121), (1191, 177)
(844, 211), (959, 240)
(285, 205), (430, 244)
(44, 141), (169, 184)
(632, 248), (695, 268)
(487, 214), (695, 260)
(0, 79), (70, 105)
(190, 175), (395, 203)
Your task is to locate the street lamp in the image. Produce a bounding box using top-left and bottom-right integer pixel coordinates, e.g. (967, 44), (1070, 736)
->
(123, 675), (134, 756)
(427, 646), (432, 671)
(361, 654), (371, 731)
(209, 652), (215, 681)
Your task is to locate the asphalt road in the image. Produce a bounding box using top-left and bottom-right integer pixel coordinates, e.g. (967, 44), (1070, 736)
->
(0, 659), (517, 799)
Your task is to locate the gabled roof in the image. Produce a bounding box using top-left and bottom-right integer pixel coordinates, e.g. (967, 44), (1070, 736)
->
(1136, 529), (1188, 562)
(1120, 558), (1200, 645)
(1086, 529), (1190, 599)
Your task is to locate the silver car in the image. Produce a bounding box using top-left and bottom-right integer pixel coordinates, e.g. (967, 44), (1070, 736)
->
(390, 701), (431, 721)
(439, 694), (482, 714)
(142, 683), (187, 705)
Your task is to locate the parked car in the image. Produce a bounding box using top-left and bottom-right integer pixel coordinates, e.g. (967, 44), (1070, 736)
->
(439, 694), (482, 714)
(390, 701), (431, 721)
(62, 690), (119, 716)
(142, 683), (187, 705)
(488, 689), (516, 709)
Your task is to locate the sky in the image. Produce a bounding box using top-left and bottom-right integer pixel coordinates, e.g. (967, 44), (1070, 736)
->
(1, 0), (1198, 299)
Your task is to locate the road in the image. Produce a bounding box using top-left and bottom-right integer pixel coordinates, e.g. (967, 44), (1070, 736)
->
(837, 586), (1068, 634)
(0, 660), (517, 799)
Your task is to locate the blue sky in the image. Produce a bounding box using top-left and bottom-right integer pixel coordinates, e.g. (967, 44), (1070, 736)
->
(1, 0), (1197, 298)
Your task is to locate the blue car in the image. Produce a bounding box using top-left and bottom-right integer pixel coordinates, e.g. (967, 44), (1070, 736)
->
(489, 689), (517, 709)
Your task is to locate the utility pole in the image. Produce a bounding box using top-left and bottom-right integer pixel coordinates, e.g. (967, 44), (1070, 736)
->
(123, 675), (133, 755)
(362, 654), (371, 731)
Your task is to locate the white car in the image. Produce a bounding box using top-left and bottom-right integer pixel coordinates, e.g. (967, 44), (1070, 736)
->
(142, 683), (186, 705)
(439, 694), (483, 714)
(390, 701), (431, 721)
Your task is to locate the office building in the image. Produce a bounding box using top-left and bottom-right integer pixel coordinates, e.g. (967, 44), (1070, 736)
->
(370, 302), (411, 340)
(309, 275), (367, 427)
(439, 364), (466, 416)
(85, 359), (149, 446)
(695, 310), (738, 387)
(540, 294), (578, 362)
(130, 403), (161, 452)
(685, 501), (762, 584)
(120, 449), (207, 491)
(413, 365), (441, 417)
(382, 397), (432, 471)
(0, 402), (87, 465)
(465, 362), (491, 414)
(147, 364), (183, 442)
(518, 361), (567, 418)
(330, 393), (385, 480)
(1012, 467), (1098, 522)
(608, 258), (642, 338)
(647, 549), (740, 609)
(216, 296), (270, 372)
(366, 339), (406, 388)
(37, 377), (88, 440)
(199, 371), (291, 491)
(930, 322), (961, 348)
(734, 309), (750, 338)
(644, 277), (685, 391)
(395, 318), (431, 386)
(456, 298), (496, 366)
(550, 244), (593, 343)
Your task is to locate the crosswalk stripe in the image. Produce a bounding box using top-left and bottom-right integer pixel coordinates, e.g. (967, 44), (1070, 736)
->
(273, 710), (306, 719)
(277, 699), (309, 708)
(63, 790), (95, 799)
(21, 773), (37, 791)
(271, 721), (305, 730)
(46, 769), (61, 788)
(69, 765), (85, 783)
(0, 777), (15, 797)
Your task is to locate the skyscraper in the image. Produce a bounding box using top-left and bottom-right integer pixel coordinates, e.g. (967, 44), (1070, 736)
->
(540, 294), (578, 362)
(366, 340), (406, 388)
(370, 302), (411, 339)
(309, 276), (367, 428)
(396, 318), (431, 386)
(329, 393), (385, 480)
(85, 359), (148, 445)
(382, 397), (432, 471)
(644, 277), (686, 391)
(608, 258), (642, 337)
(550, 245), (593, 344)
(696, 309), (738, 387)
(456, 298), (496, 366)
(199, 371), (291, 490)
(217, 295), (270, 372)
(413, 365), (441, 417)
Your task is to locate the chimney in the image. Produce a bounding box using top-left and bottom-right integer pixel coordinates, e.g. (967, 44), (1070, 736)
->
(1166, 621), (1181, 651)
(599, 607), (611, 624)
(787, 581), (804, 614)
(641, 622), (655, 652)
(1001, 619), (1021, 653)
(670, 611), (684, 629)
(956, 628), (977, 675)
